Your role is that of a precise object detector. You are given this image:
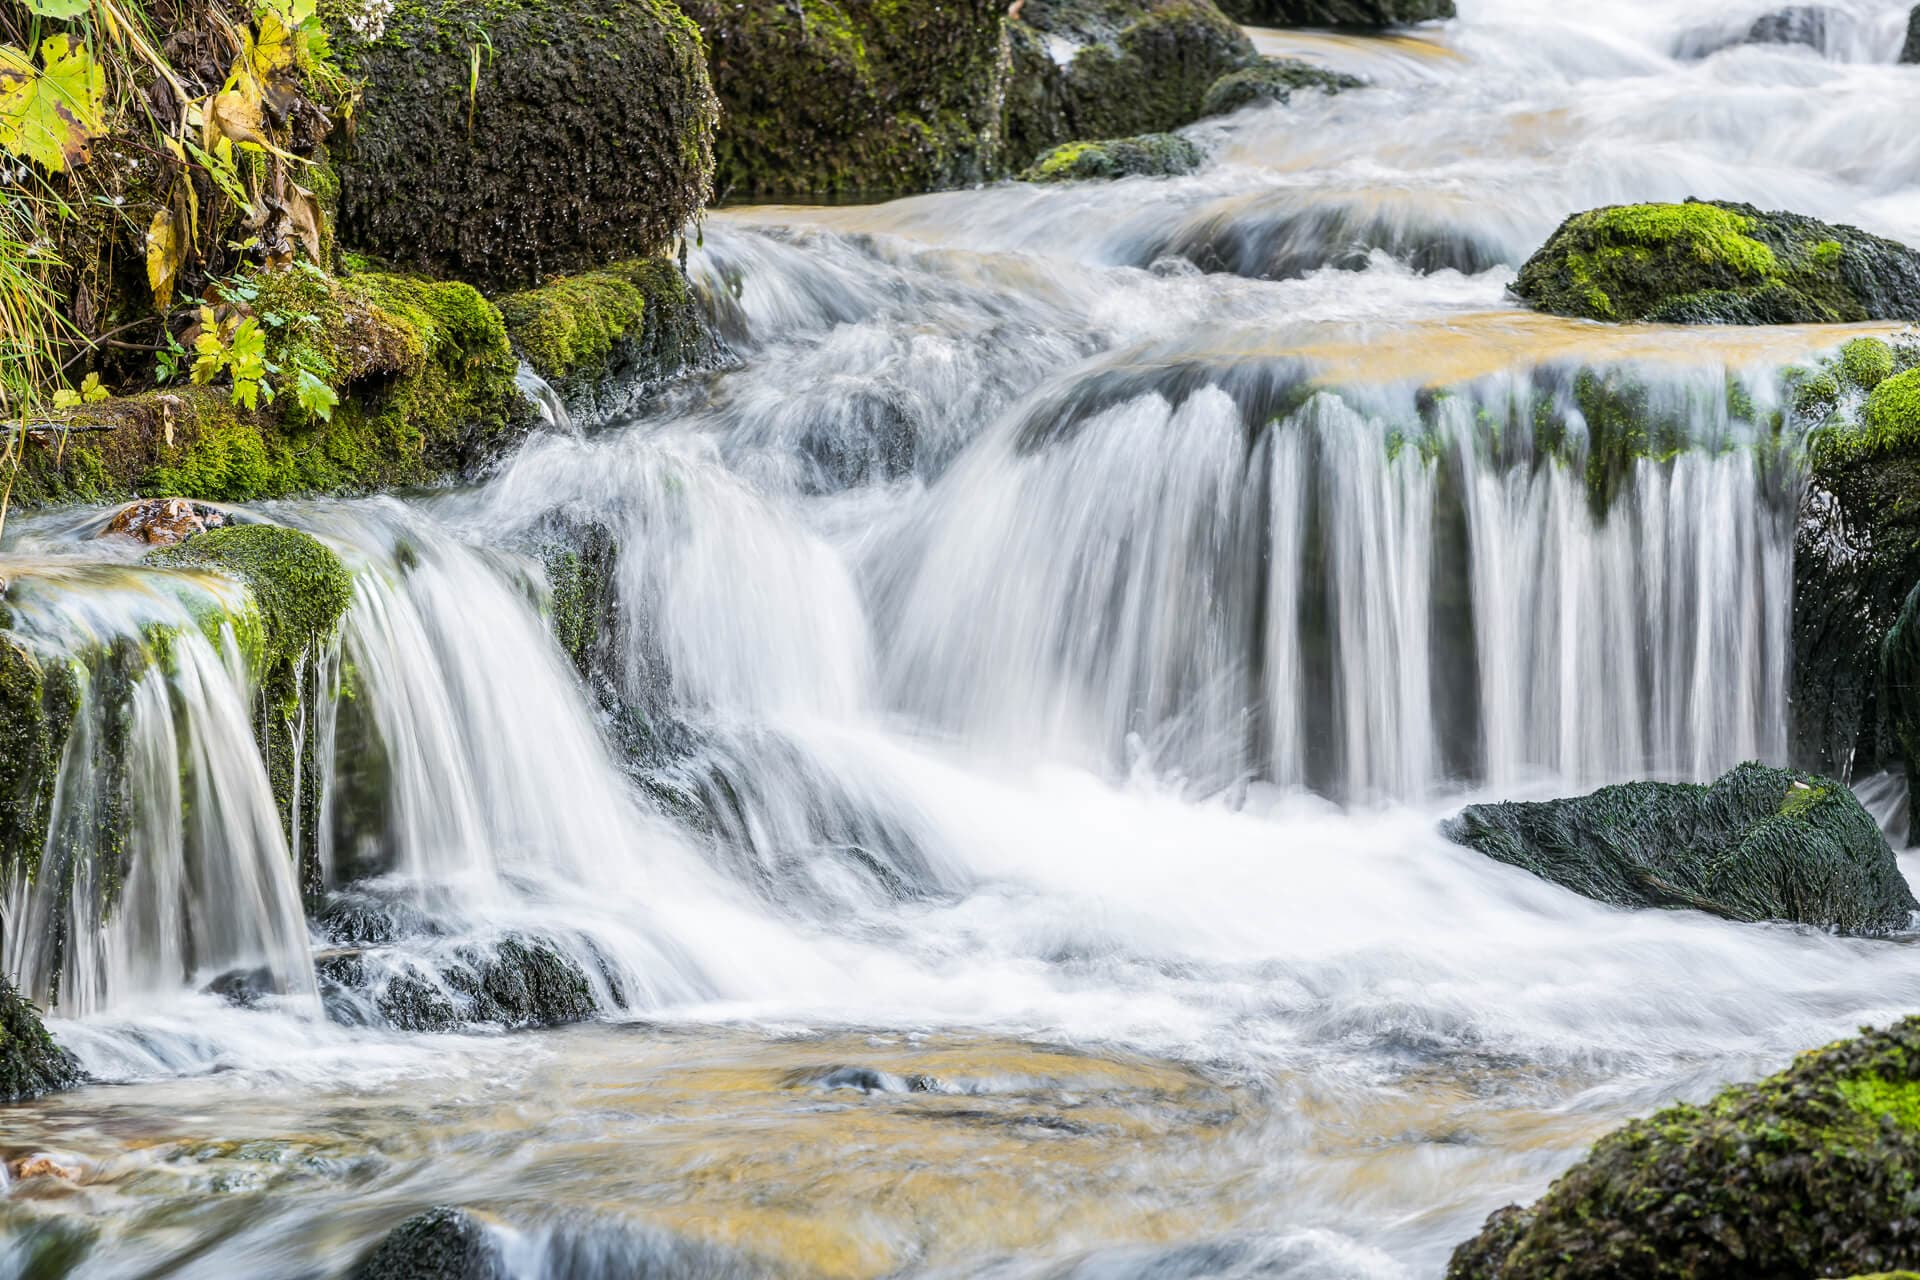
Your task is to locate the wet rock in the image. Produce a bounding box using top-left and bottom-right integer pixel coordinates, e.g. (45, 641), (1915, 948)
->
(496, 258), (719, 428)
(678, 0), (1010, 199)
(331, 0), (717, 289)
(1448, 1016), (1920, 1280)
(351, 1207), (504, 1280)
(1441, 761), (1919, 935)
(1515, 200), (1920, 324)
(315, 931), (607, 1033)
(1906, 4), (1920, 63)
(1209, 0), (1452, 26)
(1006, 0), (1256, 170)
(99, 498), (230, 547)
(8, 1155), (80, 1182)
(1020, 133), (1206, 182)
(203, 965), (279, 1008)
(1200, 57), (1365, 117)
(1792, 345), (1920, 812)
(1677, 5), (1846, 57)
(0, 978), (80, 1103)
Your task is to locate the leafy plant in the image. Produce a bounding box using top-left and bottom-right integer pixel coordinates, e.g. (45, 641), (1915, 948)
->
(191, 307), (275, 410)
(51, 370), (108, 409)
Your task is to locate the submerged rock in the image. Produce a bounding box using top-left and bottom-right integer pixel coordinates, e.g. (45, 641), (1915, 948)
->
(496, 257), (717, 427)
(0, 978), (80, 1103)
(351, 1207), (503, 1280)
(1677, 5), (1847, 58)
(1209, 0), (1452, 26)
(1513, 200), (1920, 324)
(331, 0), (717, 288)
(1200, 57), (1365, 117)
(1005, 0), (1256, 171)
(315, 923), (608, 1034)
(1021, 133), (1206, 182)
(1441, 762), (1918, 935)
(1448, 1017), (1920, 1279)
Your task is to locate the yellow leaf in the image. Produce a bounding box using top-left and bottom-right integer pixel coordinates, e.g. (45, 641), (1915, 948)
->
(249, 13), (296, 82)
(0, 34), (107, 174)
(146, 205), (182, 309)
(51, 387), (80, 411)
(79, 372), (108, 404)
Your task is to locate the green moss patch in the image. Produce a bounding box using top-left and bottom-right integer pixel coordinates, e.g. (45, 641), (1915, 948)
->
(1020, 132), (1205, 182)
(1450, 1016), (1920, 1279)
(496, 257), (711, 415)
(1514, 200), (1920, 325)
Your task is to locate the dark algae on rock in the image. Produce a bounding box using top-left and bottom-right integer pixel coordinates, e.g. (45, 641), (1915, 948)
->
(330, 0), (718, 288)
(0, 979), (80, 1103)
(1449, 1016), (1920, 1280)
(1514, 200), (1920, 324)
(1441, 761), (1918, 934)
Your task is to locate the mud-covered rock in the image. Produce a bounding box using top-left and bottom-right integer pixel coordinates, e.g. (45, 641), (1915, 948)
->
(1448, 1016), (1920, 1279)
(1514, 200), (1920, 324)
(1200, 57), (1364, 117)
(1209, 0), (1452, 26)
(0, 978), (80, 1103)
(100, 498), (232, 547)
(1020, 133), (1205, 182)
(1006, 0), (1256, 168)
(351, 1207), (503, 1280)
(679, 0), (1010, 199)
(330, 0), (717, 288)
(497, 257), (717, 426)
(1442, 761), (1918, 935)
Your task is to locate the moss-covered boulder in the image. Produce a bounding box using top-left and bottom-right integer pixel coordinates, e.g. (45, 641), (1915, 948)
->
(1209, 0), (1451, 25)
(1200, 57), (1364, 117)
(351, 1206), (503, 1280)
(1005, 0), (1256, 169)
(329, 0), (717, 288)
(497, 257), (715, 425)
(1448, 1017), (1920, 1279)
(1793, 343), (1920, 814)
(13, 270), (533, 509)
(1513, 201), (1920, 325)
(1441, 761), (1918, 935)
(1020, 133), (1205, 182)
(678, 0), (1010, 199)
(0, 978), (80, 1102)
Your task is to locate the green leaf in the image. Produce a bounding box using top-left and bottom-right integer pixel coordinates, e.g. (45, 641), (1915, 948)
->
(51, 387), (79, 410)
(294, 367), (338, 421)
(0, 34), (107, 174)
(80, 371), (108, 403)
(18, 0), (90, 19)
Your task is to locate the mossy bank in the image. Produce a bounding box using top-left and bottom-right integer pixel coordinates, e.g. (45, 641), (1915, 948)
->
(0, 979), (80, 1103)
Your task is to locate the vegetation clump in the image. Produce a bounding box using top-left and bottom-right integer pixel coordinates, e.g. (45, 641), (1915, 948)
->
(329, 0), (718, 288)
(1200, 57), (1364, 117)
(1514, 200), (1920, 325)
(1442, 760), (1918, 934)
(1020, 133), (1205, 182)
(0, 978), (80, 1102)
(1449, 1016), (1920, 1279)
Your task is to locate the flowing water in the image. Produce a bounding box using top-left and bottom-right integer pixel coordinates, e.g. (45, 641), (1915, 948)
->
(6, 2), (1920, 1276)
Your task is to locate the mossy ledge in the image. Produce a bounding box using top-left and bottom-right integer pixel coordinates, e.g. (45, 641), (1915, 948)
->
(1020, 133), (1205, 182)
(13, 270), (534, 509)
(1449, 1016), (1920, 1279)
(328, 0), (718, 289)
(1442, 760), (1919, 935)
(1514, 200), (1920, 325)
(496, 257), (717, 426)
(0, 977), (81, 1103)
(147, 524), (356, 890)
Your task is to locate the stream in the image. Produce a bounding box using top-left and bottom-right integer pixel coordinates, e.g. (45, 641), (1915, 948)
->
(5, 1), (1920, 1276)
